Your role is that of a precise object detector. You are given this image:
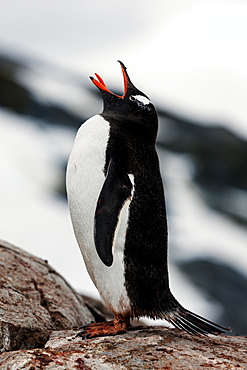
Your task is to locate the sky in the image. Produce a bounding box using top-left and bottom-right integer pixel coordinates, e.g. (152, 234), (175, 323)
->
(1, 0), (247, 136)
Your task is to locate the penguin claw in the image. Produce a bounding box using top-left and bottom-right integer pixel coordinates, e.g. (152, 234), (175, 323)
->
(76, 331), (92, 340)
(75, 330), (85, 338)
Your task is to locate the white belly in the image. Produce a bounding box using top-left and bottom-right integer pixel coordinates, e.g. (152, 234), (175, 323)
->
(66, 115), (131, 315)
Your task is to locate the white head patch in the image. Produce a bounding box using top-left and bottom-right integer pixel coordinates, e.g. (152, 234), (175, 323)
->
(132, 95), (151, 106)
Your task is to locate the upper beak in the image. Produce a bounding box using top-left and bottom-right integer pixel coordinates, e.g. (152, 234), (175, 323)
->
(90, 61), (133, 98)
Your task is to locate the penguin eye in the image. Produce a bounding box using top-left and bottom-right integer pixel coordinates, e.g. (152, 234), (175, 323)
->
(129, 95), (136, 101)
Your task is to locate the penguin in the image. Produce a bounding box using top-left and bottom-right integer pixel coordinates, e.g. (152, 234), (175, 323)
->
(66, 61), (229, 338)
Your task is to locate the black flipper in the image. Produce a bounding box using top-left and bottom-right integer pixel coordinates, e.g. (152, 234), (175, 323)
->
(94, 159), (133, 267)
(166, 306), (230, 335)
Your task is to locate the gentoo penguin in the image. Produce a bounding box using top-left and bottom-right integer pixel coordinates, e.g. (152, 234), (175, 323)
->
(66, 61), (229, 338)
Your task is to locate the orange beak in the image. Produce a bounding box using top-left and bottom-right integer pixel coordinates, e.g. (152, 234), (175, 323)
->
(90, 61), (129, 98)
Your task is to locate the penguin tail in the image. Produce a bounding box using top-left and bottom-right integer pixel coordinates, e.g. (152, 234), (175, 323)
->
(165, 306), (230, 336)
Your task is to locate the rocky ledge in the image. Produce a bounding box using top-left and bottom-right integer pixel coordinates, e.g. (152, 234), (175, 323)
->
(0, 240), (246, 369)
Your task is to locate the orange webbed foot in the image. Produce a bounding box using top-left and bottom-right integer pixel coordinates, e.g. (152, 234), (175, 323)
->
(76, 315), (130, 339)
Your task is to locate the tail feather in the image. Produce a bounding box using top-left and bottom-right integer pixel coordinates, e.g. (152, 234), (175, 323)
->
(166, 307), (230, 336)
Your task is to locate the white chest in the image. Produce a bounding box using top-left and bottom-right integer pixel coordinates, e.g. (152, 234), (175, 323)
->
(66, 115), (131, 315)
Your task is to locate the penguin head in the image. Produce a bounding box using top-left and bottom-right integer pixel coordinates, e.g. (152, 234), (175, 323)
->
(90, 61), (158, 141)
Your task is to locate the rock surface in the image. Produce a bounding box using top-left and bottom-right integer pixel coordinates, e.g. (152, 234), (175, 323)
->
(0, 327), (247, 369)
(1, 241), (247, 369)
(0, 240), (94, 351)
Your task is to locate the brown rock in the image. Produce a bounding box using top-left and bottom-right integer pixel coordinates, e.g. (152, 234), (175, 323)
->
(0, 240), (94, 351)
(0, 327), (247, 369)
(1, 240), (246, 369)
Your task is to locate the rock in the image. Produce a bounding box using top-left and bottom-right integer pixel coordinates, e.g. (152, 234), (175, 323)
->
(0, 327), (247, 369)
(158, 108), (247, 193)
(0, 240), (94, 352)
(1, 241), (247, 368)
(0, 53), (82, 127)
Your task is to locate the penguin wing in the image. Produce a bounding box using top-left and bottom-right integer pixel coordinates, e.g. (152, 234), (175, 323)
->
(94, 159), (132, 267)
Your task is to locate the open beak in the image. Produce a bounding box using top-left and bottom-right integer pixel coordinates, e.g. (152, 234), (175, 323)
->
(90, 61), (132, 98)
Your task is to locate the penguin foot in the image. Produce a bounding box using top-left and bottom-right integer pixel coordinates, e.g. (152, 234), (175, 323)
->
(76, 315), (130, 339)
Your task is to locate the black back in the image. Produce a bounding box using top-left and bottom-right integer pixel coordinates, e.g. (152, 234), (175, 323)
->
(101, 95), (171, 318)
(90, 62), (231, 334)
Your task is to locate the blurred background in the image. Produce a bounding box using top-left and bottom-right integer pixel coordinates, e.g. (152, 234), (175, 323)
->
(1, 0), (247, 335)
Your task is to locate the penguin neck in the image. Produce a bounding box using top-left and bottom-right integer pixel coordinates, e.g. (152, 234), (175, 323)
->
(101, 113), (158, 146)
